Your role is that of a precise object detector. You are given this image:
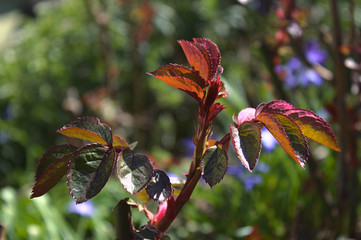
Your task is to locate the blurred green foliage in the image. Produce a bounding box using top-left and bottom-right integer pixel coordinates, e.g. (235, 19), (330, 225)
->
(0, 0), (360, 239)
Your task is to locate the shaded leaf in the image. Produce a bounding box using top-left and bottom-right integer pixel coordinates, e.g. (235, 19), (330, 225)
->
(256, 112), (309, 167)
(133, 225), (160, 240)
(118, 150), (154, 194)
(145, 170), (173, 203)
(178, 40), (209, 81)
(201, 145), (228, 187)
(147, 65), (204, 102)
(230, 122), (262, 172)
(285, 109), (341, 151)
(68, 143), (116, 203)
(31, 144), (77, 198)
(57, 117), (113, 146)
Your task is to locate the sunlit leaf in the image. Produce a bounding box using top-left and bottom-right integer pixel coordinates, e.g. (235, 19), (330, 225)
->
(31, 144), (77, 198)
(113, 136), (129, 150)
(68, 143), (116, 203)
(117, 150), (154, 194)
(147, 65), (204, 102)
(201, 145), (228, 187)
(256, 112), (309, 167)
(257, 100), (340, 152)
(57, 117), (113, 146)
(285, 109), (341, 151)
(178, 40), (209, 81)
(256, 100), (293, 116)
(230, 122), (261, 171)
(237, 108), (256, 125)
(145, 170), (173, 203)
(193, 38), (221, 80)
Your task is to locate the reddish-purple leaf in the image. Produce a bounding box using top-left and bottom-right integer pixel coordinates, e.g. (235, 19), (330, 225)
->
(284, 109), (341, 151)
(236, 108), (256, 125)
(147, 65), (204, 102)
(57, 117), (113, 146)
(256, 112), (309, 167)
(256, 100), (294, 116)
(31, 144), (77, 198)
(230, 122), (262, 172)
(178, 40), (209, 81)
(193, 38), (221, 80)
(68, 143), (116, 203)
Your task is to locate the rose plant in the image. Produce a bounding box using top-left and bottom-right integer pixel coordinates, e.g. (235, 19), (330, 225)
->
(30, 38), (340, 239)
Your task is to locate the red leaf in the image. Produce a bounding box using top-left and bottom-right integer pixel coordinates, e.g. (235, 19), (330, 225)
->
(256, 112), (309, 167)
(193, 38), (221, 80)
(284, 109), (341, 151)
(178, 40), (210, 81)
(31, 144), (77, 198)
(147, 64), (204, 102)
(256, 100), (293, 116)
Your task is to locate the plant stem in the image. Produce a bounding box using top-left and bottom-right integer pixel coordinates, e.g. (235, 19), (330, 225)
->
(156, 114), (209, 233)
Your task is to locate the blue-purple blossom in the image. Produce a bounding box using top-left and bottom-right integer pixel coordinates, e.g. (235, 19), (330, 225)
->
(261, 128), (278, 152)
(275, 40), (327, 88)
(181, 138), (195, 157)
(227, 161), (269, 190)
(305, 40), (327, 64)
(68, 200), (96, 217)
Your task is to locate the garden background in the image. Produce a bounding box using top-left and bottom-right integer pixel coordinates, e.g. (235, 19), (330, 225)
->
(0, 0), (360, 239)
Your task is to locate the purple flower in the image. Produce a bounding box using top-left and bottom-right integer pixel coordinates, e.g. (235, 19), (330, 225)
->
(181, 138), (195, 157)
(304, 40), (327, 64)
(275, 40), (328, 88)
(227, 161), (270, 190)
(68, 200), (96, 217)
(261, 128), (278, 152)
(243, 174), (263, 190)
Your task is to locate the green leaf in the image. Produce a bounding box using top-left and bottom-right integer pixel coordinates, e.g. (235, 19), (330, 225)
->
(201, 145), (228, 187)
(57, 117), (113, 146)
(117, 150), (154, 194)
(68, 143), (116, 203)
(256, 112), (309, 168)
(31, 144), (77, 198)
(230, 121), (261, 172)
(146, 170), (173, 203)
